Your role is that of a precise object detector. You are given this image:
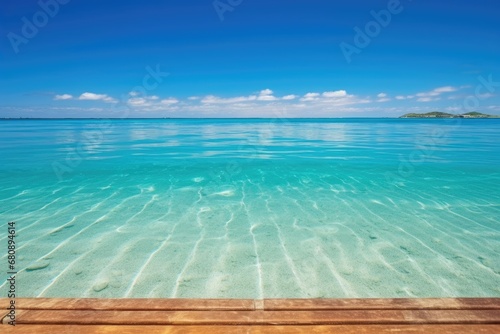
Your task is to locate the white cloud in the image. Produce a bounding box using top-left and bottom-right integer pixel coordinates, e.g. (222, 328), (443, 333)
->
(257, 96), (277, 101)
(52, 87), (486, 117)
(416, 86), (459, 98)
(158, 88), (365, 117)
(417, 97), (440, 102)
(201, 95), (257, 104)
(54, 94), (73, 100)
(79, 92), (116, 103)
(257, 89), (277, 101)
(200, 89), (282, 104)
(298, 90), (367, 107)
(128, 97), (149, 107)
(300, 90), (352, 102)
(375, 93), (390, 102)
(300, 93), (320, 101)
(416, 92), (435, 97)
(323, 90), (347, 98)
(161, 98), (179, 105)
(434, 86), (457, 93)
(126, 95), (177, 108)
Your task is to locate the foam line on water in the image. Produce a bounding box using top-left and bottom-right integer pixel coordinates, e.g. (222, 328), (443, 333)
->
(241, 183), (264, 299)
(124, 199), (191, 297)
(171, 231), (205, 297)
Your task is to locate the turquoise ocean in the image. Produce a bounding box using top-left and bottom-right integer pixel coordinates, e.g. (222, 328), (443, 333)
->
(0, 118), (499, 298)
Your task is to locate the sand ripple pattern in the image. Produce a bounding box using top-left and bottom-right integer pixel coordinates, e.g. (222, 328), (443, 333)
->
(0, 164), (499, 298)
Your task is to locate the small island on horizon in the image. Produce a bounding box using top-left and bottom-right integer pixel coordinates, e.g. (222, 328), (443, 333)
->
(400, 111), (499, 119)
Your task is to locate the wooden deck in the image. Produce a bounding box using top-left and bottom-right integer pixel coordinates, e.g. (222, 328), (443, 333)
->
(1, 298), (500, 333)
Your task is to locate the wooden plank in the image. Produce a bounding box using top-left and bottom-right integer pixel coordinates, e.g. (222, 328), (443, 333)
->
(2, 298), (499, 311)
(1, 310), (9, 323)
(1, 325), (500, 334)
(0, 298), (255, 311)
(264, 298), (500, 310)
(1, 298), (499, 334)
(7, 309), (500, 325)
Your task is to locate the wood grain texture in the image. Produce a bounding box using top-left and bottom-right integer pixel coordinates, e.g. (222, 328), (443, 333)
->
(1, 325), (500, 334)
(6, 309), (500, 325)
(0, 298), (255, 311)
(1, 298), (499, 333)
(2, 298), (499, 310)
(263, 298), (500, 310)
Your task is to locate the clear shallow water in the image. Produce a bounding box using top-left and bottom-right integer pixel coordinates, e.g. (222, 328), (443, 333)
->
(0, 118), (499, 298)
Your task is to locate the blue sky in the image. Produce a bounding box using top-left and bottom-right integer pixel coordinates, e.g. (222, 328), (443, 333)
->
(1, 0), (499, 117)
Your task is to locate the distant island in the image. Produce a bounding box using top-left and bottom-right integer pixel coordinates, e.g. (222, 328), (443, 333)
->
(400, 111), (499, 118)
